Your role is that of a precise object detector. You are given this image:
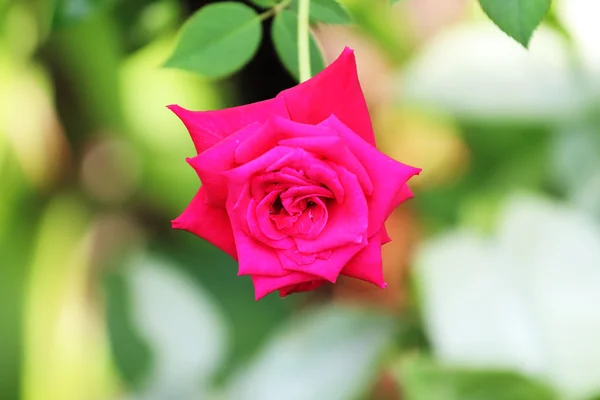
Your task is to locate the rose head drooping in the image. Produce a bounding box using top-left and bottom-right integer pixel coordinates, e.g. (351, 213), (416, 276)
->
(169, 47), (420, 300)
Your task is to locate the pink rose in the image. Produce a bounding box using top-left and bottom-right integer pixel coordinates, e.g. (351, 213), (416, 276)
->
(170, 47), (420, 300)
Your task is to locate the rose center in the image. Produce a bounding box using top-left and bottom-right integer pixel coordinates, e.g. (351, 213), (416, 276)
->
(269, 193), (328, 239)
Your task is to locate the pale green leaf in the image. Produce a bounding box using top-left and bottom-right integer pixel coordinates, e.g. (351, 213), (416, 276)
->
(397, 357), (558, 400)
(164, 2), (262, 78)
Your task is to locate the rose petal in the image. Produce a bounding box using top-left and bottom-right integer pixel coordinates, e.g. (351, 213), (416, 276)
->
(389, 184), (415, 214)
(279, 196), (328, 239)
(252, 271), (323, 300)
(255, 191), (289, 241)
(235, 232), (288, 277)
(187, 122), (262, 206)
(279, 185), (333, 200)
(226, 146), (345, 203)
(226, 186), (290, 277)
(320, 115), (421, 236)
(251, 170), (313, 200)
(167, 96), (289, 154)
(230, 183), (294, 250)
(225, 146), (294, 184)
(172, 188), (237, 260)
(279, 136), (373, 195)
(341, 231), (386, 288)
(278, 238), (367, 283)
(379, 185), (413, 245)
(278, 280), (327, 298)
(235, 115), (336, 164)
(277, 47), (376, 146)
(381, 227), (392, 245)
(294, 165), (368, 253)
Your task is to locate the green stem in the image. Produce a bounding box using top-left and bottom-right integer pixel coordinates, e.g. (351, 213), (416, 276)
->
(297, 0), (311, 82)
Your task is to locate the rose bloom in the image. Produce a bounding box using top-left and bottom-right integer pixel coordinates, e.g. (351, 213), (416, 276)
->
(170, 47), (420, 300)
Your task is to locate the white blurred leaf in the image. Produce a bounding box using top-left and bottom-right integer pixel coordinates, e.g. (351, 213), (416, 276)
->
(224, 306), (394, 400)
(417, 195), (600, 399)
(416, 231), (545, 375)
(497, 196), (600, 398)
(126, 256), (228, 399)
(550, 125), (600, 220)
(557, 0), (600, 91)
(402, 23), (586, 122)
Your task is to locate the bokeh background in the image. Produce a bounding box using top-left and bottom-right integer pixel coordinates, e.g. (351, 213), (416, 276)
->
(1, 0), (600, 399)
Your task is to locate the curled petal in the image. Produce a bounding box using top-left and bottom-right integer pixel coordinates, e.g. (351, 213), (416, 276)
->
(251, 169), (312, 200)
(235, 115), (336, 164)
(294, 165), (368, 254)
(227, 183), (293, 277)
(277, 47), (376, 145)
(168, 96), (289, 154)
(226, 147), (345, 203)
(278, 135), (373, 195)
(255, 191), (288, 241)
(172, 188), (237, 260)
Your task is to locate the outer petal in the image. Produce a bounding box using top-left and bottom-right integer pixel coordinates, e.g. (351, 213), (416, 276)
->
(320, 115), (421, 236)
(381, 227), (392, 245)
(251, 271), (323, 300)
(188, 122), (263, 206)
(341, 231), (386, 288)
(235, 232), (288, 277)
(278, 280), (327, 298)
(167, 96), (289, 154)
(279, 239), (367, 283)
(379, 186), (414, 245)
(172, 188), (237, 260)
(277, 47), (376, 145)
(389, 184), (415, 213)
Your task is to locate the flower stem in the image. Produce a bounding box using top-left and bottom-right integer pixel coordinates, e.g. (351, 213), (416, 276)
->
(297, 0), (311, 82)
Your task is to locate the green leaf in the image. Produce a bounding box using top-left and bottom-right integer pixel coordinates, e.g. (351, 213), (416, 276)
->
(291, 0), (352, 24)
(479, 0), (551, 47)
(271, 10), (326, 81)
(164, 2), (262, 78)
(52, 0), (114, 29)
(250, 0), (280, 8)
(397, 357), (558, 400)
(224, 306), (395, 400)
